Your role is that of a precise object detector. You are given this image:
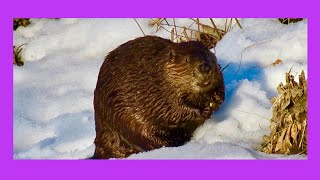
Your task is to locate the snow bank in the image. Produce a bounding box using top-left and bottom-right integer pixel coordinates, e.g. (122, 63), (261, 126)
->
(13, 18), (307, 159)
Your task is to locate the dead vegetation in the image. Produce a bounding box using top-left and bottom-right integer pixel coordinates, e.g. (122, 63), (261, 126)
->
(148, 18), (242, 49)
(13, 44), (26, 66)
(14, 18), (30, 30)
(261, 70), (307, 155)
(14, 18), (30, 66)
(278, 18), (303, 25)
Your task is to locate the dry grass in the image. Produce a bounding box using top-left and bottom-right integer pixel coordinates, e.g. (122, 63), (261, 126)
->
(148, 18), (242, 49)
(278, 18), (303, 25)
(14, 18), (30, 30)
(261, 70), (307, 155)
(14, 18), (29, 66)
(13, 44), (26, 66)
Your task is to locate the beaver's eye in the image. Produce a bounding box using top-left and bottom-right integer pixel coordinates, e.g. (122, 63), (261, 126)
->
(185, 57), (190, 63)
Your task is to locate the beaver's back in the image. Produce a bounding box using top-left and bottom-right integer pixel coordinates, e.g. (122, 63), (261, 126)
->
(94, 36), (173, 111)
(95, 36), (172, 90)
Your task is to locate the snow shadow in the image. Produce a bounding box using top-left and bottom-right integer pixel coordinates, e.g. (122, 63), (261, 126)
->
(214, 60), (266, 122)
(14, 111), (95, 159)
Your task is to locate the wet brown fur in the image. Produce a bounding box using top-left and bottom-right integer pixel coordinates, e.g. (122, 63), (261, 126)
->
(93, 36), (225, 159)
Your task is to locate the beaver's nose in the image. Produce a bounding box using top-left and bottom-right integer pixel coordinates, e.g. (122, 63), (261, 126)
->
(199, 63), (212, 74)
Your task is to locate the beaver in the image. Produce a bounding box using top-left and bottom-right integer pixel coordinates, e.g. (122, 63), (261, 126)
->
(93, 36), (225, 159)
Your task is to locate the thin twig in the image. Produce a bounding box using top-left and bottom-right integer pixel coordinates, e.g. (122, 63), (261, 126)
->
(224, 19), (227, 32)
(173, 18), (178, 42)
(261, 139), (272, 149)
(150, 18), (162, 32)
(235, 18), (243, 29)
(210, 18), (222, 39)
(227, 18), (233, 32)
(221, 63), (230, 72)
(189, 18), (226, 34)
(134, 18), (145, 36)
(196, 18), (201, 33)
(15, 43), (27, 52)
(150, 19), (186, 39)
(161, 22), (226, 39)
(235, 109), (270, 120)
(187, 21), (196, 29)
(236, 39), (273, 75)
(163, 18), (170, 26)
(160, 23), (197, 32)
(182, 27), (190, 41)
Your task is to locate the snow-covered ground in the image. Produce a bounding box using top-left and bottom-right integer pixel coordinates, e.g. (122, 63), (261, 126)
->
(13, 18), (307, 159)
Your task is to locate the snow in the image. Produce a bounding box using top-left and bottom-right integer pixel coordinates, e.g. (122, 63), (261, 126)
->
(13, 18), (307, 159)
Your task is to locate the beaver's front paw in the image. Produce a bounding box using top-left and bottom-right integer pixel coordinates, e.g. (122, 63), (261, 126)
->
(201, 106), (213, 118)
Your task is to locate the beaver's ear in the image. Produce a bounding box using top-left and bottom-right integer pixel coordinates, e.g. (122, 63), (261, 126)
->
(168, 50), (176, 61)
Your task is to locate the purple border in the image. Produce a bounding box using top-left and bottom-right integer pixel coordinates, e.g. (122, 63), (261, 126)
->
(1, 0), (319, 179)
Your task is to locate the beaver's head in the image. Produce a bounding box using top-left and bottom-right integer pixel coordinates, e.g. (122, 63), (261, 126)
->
(164, 41), (224, 109)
